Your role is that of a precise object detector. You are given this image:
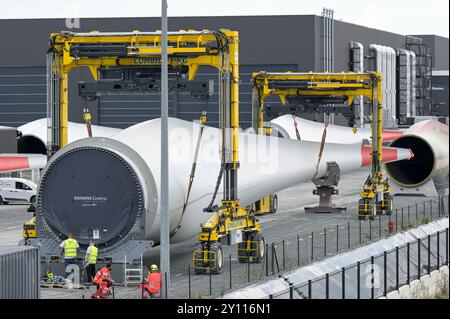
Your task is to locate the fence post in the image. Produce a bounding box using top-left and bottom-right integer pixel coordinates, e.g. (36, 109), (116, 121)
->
(416, 203), (418, 225)
(369, 219), (372, 241)
(247, 255), (251, 283)
(371, 256), (375, 300)
(430, 199), (433, 220)
(282, 240), (286, 271)
(209, 268), (212, 296)
(311, 232), (314, 261)
(271, 243), (275, 274)
(269, 294), (273, 299)
(336, 225), (339, 253)
(418, 238), (421, 279)
(395, 247), (399, 290)
(401, 207), (404, 230)
(342, 267), (346, 299)
(357, 261), (361, 300)
(308, 280), (312, 299)
(229, 254), (232, 289)
(379, 216), (382, 238)
(359, 220), (362, 245)
(297, 235), (300, 266)
(395, 209), (398, 232)
(325, 273), (329, 299)
(407, 242), (410, 285)
(427, 235), (431, 275)
(324, 228), (327, 257)
(164, 272), (168, 299)
(438, 197), (441, 218)
(384, 251), (387, 297)
(265, 244), (269, 276)
(348, 222), (351, 249)
(408, 205), (411, 225)
(289, 283), (293, 299)
(423, 200), (426, 220)
(446, 228), (449, 266)
(188, 266), (191, 299)
(437, 231), (440, 269)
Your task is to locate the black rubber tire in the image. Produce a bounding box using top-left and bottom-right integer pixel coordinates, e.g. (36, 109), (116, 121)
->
(270, 194), (278, 214)
(383, 195), (393, 216)
(193, 243), (207, 275)
(237, 242), (248, 263)
(250, 232), (265, 264)
(30, 195), (36, 204)
(358, 199), (367, 220)
(0, 196), (3, 205)
(237, 232), (250, 263)
(208, 242), (223, 274)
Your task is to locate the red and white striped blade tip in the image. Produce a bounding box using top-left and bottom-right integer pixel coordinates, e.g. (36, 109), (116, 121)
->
(0, 154), (47, 173)
(361, 146), (414, 167)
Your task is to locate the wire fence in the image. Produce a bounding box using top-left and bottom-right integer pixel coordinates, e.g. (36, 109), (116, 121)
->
(269, 228), (449, 299)
(178, 195), (449, 299)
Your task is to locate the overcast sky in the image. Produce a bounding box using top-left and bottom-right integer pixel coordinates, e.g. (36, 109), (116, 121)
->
(2, 0), (449, 37)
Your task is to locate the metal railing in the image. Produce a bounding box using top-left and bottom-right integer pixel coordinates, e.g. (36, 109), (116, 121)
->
(269, 228), (449, 299)
(180, 195), (448, 299)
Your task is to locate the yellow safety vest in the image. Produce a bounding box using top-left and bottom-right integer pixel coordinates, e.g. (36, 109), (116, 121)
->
(64, 239), (78, 258)
(88, 246), (98, 264)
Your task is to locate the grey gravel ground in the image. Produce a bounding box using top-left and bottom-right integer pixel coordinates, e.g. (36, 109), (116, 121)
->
(0, 169), (447, 299)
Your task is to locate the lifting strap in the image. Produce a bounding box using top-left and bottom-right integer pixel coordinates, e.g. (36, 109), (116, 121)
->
(82, 99), (93, 137)
(312, 114), (329, 179)
(170, 98), (209, 237)
(292, 114), (301, 140)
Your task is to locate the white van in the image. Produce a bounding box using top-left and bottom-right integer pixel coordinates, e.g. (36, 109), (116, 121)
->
(0, 178), (37, 204)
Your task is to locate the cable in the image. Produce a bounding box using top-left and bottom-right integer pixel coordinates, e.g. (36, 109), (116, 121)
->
(312, 113), (330, 179)
(292, 114), (301, 140)
(170, 97), (209, 237)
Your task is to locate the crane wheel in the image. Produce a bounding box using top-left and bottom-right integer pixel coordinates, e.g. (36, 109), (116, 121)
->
(383, 195), (393, 216)
(250, 232), (265, 263)
(208, 242), (223, 274)
(358, 199), (368, 220)
(237, 233), (250, 263)
(269, 195), (278, 214)
(193, 243), (207, 275)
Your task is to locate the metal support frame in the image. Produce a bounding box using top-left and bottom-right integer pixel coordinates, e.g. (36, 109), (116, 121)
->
(252, 72), (388, 219)
(46, 28), (257, 275)
(304, 161), (347, 214)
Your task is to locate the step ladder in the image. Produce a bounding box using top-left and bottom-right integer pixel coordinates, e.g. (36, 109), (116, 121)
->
(123, 255), (143, 287)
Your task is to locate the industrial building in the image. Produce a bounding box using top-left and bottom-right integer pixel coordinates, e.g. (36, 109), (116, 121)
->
(0, 11), (448, 301)
(0, 15), (448, 130)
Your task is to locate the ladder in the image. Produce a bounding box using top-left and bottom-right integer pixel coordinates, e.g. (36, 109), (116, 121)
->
(123, 255), (143, 287)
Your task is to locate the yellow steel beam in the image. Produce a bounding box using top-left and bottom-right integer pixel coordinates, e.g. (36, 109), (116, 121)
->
(49, 30), (237, 148)
(127, 47), (208, 55)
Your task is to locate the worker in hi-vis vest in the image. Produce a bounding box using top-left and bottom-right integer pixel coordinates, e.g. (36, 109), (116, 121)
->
(141, 264), (162, 298)
(59, 232), (79, 278)
(85, 240), (98, 283)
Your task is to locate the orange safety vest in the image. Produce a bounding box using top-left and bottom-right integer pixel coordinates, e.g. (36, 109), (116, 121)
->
(146, 272), (161, 293)
(93, 267), (111, 285)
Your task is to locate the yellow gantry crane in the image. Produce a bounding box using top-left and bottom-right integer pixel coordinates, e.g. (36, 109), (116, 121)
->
(46, 29), (263, 274)
(251, 72), (393, 220)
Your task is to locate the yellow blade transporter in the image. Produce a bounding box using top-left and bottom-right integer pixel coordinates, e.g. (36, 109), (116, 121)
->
(46, 29), (263, 274)
(251, 72), (393, 221)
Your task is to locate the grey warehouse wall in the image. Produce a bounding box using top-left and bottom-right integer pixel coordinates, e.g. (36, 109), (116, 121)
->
(0, 15), (448, 128)
(412, 35), (449, 70)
